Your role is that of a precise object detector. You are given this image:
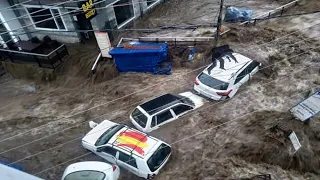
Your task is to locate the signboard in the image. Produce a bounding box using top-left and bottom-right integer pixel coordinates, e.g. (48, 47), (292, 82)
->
(94, 31), (112, 58)
(290, 89), (320, 121)
(289, 131), (302, 152)
(78, 0), (97, 20)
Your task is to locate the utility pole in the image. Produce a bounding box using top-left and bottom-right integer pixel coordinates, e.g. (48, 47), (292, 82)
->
(214, 0), (224, 47)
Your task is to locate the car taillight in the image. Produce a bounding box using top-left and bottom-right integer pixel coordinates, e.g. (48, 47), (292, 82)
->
(194, 77), (199, 85)
(112, 165), (117, 171)
(217, 89), (232, 96)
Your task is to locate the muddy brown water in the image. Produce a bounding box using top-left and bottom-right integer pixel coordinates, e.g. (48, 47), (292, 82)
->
(1, 0), (320, 179)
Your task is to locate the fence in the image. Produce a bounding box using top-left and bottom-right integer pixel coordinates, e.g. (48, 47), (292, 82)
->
(243, 0), (300, 25)
(0, 44), (69, 69)
(118, 37), (216, 47)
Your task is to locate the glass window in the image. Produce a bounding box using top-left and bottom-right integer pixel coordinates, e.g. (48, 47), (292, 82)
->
(172, 104), (193, 116)
(118, 151), (137, 168)
(147, 0), (158, 7)
(198, 72), (229, 90)
(64, 170), (105, 180)
(147, 143), (171, 172)
(156, 110), (173, 125)
(52, 9), (65, 29)
(27, 8), (57, 29)
(102, 146), (117, 157)
(151, 116), (156, 127)
(132, 108), (148, 128)
(235, 66), (250, 84)
(95, 125), (124, 146)
(26, 7), (66, 30)
(114, 0), (134, 26)
(247, 60), (260, 72)
(178, 95), (195, 107)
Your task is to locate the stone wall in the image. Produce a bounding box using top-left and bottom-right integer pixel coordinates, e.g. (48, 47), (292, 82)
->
(2, 61), (56, 82)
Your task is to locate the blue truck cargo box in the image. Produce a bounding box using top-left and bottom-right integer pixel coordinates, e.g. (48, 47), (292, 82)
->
(109, 43), (169, 74)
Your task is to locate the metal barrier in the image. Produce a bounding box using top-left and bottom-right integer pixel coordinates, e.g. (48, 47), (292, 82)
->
(119, 37), (216, 47)
(0, 44), (69, 69)
(242, 0), (300, 25)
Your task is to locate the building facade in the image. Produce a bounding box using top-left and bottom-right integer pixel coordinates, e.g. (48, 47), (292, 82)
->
(0, 0), (163, 47)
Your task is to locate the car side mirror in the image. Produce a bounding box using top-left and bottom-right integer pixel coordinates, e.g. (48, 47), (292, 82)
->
(89, 121), (98, 129)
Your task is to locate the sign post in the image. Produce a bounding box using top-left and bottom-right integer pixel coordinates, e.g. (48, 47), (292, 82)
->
(94, 32), (112, 58)
(288, 131), (302, 154)
(290, 89), (320, 121)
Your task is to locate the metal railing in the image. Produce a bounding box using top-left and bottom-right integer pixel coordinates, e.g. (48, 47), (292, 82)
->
(0, 44), (69, 69)
(242, 0), (300, 25)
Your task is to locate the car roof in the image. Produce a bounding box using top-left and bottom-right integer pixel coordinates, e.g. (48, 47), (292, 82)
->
(108, 126), (160, 159)
(139, 94), (185, 115)
(204, 52), (252, 82)
(63, 161), (113, 177)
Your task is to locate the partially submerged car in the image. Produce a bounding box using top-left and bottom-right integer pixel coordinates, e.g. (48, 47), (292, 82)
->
(194, 52), (260, 100)
(82, 120), (171, 179)
(61, 161), (120, 180)
(130, 91), (205, 133)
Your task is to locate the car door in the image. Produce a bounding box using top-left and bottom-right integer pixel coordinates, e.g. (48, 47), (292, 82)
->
(248, 60), (260, 77)
(96, 145), (117, 164)
(228, 67), (250, 98)
(171, 104), (193, 117)
(150, 109), (175, 131)
(116, 151), (139, 176)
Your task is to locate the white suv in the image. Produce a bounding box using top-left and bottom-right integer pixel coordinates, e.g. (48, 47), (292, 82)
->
(82, 120), (172, 179)
(194, 52), (260, 100)
(130, 92), (204, 133)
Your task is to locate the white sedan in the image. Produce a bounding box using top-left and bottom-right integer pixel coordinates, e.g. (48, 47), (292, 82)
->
(61, 161), (120, 180)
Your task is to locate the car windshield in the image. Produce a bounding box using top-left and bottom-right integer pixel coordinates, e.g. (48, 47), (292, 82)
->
(177, 95), (194, 107)
(198, 72), (229, 90)
(64, 170), (105, 180)
(147, 143), (171, 172)
(132, 108), (148, 128)
(95, 125), (123, 146)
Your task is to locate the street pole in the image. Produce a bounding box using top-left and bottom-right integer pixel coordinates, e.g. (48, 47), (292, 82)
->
(214, 0), (224, 47)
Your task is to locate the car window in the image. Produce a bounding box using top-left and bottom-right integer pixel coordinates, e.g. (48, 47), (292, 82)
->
(172, 104), (193, 116)
(95, 125), (124, 146)
(247, 60), (260, 72)
(235, 70), (246, 84)
(235, 63), (252, 84)
(198, 72), (229, 90)
(132, 108), (148, 128)
(147, 143), (171, 172)
(151, 116), (156, 127)
(64, 170), (105, 180)
(118, 151), (137, 168)
(156, 110), (173, 125)
(102, 146), (117, 157)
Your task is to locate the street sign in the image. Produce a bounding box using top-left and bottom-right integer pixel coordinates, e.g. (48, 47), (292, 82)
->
(290, 89), (320, 121)
(78, 0), (97, 20)
(94, 31), (112, 58)
(288, 131), (301, 152)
